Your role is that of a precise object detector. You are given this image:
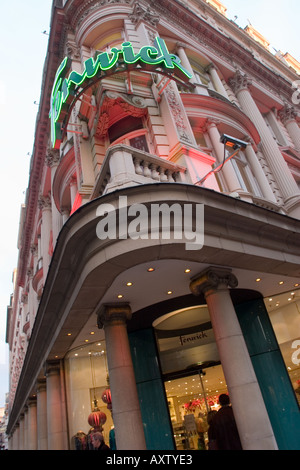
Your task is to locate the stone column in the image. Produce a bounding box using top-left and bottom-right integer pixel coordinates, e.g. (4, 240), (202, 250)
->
(27, 397), (38, 450)
(190, 267), (278, 450)
(46, 148), (62, 245)
(205, 121), (243, 193)
(244, 140), (277, 202)
(176, 43), (210, 96)
(279, 104), (300, 151)
(19, 413), (25, 450)
(38, 195), (52, 283)
(13, 425), (19, 451)
(97, 304), (146, 450)
(23, 406), (29, 449)
(207, 64), (229, 99)
(37, 379), (48, 450)
(176, 44), (194, 81)
(46, 361), (66, 450)
(229, 70), (300, 216)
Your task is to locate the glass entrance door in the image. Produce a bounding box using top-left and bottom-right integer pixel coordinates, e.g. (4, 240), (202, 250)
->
(164, 364), (227, 450)
(153, 304), (227, 450)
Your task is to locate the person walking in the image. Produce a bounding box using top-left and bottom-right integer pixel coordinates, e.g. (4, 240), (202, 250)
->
(208, 394), (242, 450)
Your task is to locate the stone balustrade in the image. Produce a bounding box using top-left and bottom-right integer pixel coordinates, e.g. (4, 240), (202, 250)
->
(92, 144), (189, 198)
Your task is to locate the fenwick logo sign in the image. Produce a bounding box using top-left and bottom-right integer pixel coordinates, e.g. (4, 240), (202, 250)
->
(50, 37), (193, 148)
(95, 196), (204, 251)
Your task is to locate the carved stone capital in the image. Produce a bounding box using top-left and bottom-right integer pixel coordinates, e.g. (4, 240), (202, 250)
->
(27, 396), (37, 408)
(190, 267), (238, 297)
(201, 118), (221, 133)
(97, 303), (132, 329)
(229, 70), (252, 94)
(27, 268), (33, 278)
(129, 2), (160, 27)
(21, 293), (28, 304)
(45, 148), (60, 168)
(36, 379), (47, 394)
(45, 360), (61, 377)
(30, 244), (37, 255)
(279, 103), (297, 125)
(38, 195), (52, 210)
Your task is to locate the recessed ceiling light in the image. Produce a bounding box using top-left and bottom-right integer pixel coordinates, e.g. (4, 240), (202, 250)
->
(126, 282), (133, 286)
(90, 331), (95, 335)
(279, 281), (284, 285)
(256, 278), (261, 282)
(167, 290), (173, 295)
(117, 294), (123, 299)
(294, 283), (299, 287)
(269, 298), (273, 301)
(67, 333), (72, 336)
(185, 269), (191, 273)
(147, 267), (155, 272)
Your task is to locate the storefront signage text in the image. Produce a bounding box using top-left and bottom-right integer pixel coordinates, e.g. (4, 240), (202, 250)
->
(50, 37), (193, 148)
(180, 330), (208, 346)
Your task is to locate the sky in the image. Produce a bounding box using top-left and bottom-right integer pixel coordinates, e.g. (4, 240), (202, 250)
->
(0, 0), (299, 408)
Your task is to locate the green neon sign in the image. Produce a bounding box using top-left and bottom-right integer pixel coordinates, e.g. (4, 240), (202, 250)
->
(50, 37), (193, 148)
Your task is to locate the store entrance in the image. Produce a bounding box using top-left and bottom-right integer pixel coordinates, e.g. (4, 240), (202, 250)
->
(153, 305), (227, 450)
(164, 364), (227, 450)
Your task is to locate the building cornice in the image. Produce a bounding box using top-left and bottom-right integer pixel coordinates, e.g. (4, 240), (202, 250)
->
(151, 0), (299, 104)
(16, 6), (66, 290)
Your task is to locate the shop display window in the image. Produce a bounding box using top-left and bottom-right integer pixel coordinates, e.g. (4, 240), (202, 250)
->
(265, 290), (300, 406)
(64, 341), (114, 449)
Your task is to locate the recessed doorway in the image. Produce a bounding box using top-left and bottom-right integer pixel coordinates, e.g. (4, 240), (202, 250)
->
(164, 365), (227, 450)
(153, 305), (227, 450)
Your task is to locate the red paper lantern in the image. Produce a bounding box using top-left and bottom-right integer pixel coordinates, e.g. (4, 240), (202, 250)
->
(101, 389), (112, 405)
(88, 410), (107, 430)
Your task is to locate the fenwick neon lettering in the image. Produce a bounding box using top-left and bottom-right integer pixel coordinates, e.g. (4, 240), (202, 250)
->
(50, 37), (193, 148)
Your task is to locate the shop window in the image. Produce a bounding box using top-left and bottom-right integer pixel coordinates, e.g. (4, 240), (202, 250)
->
(64, 341), (114, 449)
(265, 290), (300, 406)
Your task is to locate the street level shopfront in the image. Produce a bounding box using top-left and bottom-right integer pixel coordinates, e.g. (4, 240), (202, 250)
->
(63, 287), (300, 451)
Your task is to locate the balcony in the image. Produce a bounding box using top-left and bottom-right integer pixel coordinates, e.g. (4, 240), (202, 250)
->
(91, 144), (189, 198)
